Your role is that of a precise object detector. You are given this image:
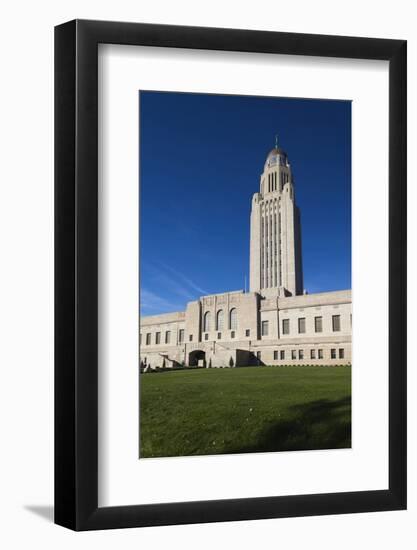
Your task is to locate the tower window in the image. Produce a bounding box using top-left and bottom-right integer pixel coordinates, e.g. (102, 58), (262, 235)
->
(155, 332), (161, 345)
(314, 316), (323, 333)
(298, 317), (306, 334)
(332, 315), (341, 332)
(179, 329), (184, 343)
(261, 320), (269, 336)
(282, 319), (290, 335)
(165, 331), (171, 344)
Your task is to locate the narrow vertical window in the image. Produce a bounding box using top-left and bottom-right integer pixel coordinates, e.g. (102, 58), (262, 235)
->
(299, 349), (304, 360)
(216, 310), (224, 331)
(229, 308), (237, 330)
(298, 317), (306, 334)
(291, 350), (296, 360)
(310, 349), (316, 359)
(178, 329), (184, 343)
(314, 316), (323, 333)
(273, 350), (278, 360)
(332, 315), (341, 332)
(282, 319), (290, 335)
(339, 348), (345, 359)
(261, 320), (269, 336)
(155, 332), (161, 345)
(146, 333), (151, 345)
(331, 348), (336, 359)
(203, 311), (211, 332)
(280, 350), (285, 360)
(318, 349), (323, 359)
(165, 331), (171, 344)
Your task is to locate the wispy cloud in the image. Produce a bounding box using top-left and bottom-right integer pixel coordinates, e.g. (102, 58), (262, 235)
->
(158, 262), (208, 296)
(140, 262), (210, 315)
(140, 288), (181, 314)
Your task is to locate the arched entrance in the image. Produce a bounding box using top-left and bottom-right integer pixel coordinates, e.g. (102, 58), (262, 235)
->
(188, 349), (206, 367)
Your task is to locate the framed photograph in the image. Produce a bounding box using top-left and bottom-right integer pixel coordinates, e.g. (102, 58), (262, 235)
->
(55, 20), (406, 530)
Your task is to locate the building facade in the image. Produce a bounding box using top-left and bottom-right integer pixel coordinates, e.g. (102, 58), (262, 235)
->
(140, 144), (351, 369)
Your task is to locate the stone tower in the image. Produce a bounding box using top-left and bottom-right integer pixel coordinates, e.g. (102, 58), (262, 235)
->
(249, 140), (303, 296)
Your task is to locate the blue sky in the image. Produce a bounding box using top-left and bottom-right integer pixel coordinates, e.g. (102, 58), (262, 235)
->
(140, 91), (351, 316)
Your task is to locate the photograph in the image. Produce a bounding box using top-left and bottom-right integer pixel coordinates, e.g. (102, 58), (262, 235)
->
(138, 91), (352, 459)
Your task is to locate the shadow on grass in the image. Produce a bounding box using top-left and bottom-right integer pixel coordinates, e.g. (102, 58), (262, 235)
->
(230, 396), (351, 454)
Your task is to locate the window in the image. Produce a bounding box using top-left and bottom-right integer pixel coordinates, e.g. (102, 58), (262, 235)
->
(298, 317), (306, 334)
(256, 351), (261, 361)
(204, 333), (208, 341)
(318, 349), (323, 359)
(282, 318), (290, 335)
(229, 308), (237, 330)
(274, 350), (278, 360)
(216, 310), (224, 331)
(139, 333), (142, 345)
(311, 349), (316, 359)
(261, 320), (269, 336)
(299, 349), (304, 360)
(332, 315), (341, 332)
(146, 333), (151, 345)
(165, 331), (171, 344)
(331, 348), (336, 359)
(203, 311), (211, 332)
(155, 332), (161, 345)
(245, 329), (250, 337)
(231, 330), (235, 339)
(178, 329), (184, 343)
(189, 335), (193, 342)
(314, 316), (323, 333)
(280, 350), (285, 360)
(339, 348), (345, 359)
(217, 332), (221, 339)
(291, 350), (296, 360)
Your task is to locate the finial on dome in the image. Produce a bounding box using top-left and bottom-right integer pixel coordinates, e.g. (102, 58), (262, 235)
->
(275, 134), (279, 149)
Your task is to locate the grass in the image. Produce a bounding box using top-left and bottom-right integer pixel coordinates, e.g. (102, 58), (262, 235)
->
(139, 365), (351, 458)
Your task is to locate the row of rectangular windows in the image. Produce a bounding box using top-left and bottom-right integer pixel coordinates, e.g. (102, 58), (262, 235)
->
(261, 314), (345, 336)
(140, 328), (245, 346)
(257, 348), (345, 361)
(141, 315), (348, 346)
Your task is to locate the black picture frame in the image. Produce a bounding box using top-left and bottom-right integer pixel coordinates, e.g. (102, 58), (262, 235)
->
(55, 19), (407, 531)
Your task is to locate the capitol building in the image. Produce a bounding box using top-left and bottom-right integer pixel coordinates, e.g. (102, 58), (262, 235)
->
(140, 143), (352, 369)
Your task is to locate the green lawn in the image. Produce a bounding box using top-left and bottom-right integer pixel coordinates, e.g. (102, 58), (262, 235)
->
(139, 366), (351, 458)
